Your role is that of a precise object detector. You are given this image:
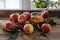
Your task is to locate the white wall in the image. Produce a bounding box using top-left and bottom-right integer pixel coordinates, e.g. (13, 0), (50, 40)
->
(5, 0), (22, 9)
(22, 0), (30, 10)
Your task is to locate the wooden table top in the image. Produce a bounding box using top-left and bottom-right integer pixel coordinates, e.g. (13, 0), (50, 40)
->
(0, 17), (60, 40)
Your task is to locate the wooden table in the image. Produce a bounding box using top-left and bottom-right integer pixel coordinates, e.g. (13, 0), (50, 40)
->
(0, 17), (60, 40)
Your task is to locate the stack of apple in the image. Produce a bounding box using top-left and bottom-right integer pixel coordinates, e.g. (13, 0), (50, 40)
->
(5, 12), (34, 34)
(4, 10), (52, 35)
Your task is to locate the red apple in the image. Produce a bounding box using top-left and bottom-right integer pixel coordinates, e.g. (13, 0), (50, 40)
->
(23, 12), (30, 19)
(6, 22), (14, 30)
(9, 14), (14, 21)
(41, 23), (51, 33)
(9, 13), (19, 22)
(23, 24), (34, 34)
(42, 10), (49, 18)
(18, 15), (26, 24)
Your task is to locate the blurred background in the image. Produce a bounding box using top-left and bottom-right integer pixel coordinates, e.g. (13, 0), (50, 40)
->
(0, 0), (60, 18)
(31, 0), (60, 9)
(0, 0), (60, 9)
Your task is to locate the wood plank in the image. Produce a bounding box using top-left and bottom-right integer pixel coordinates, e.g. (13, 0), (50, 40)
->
(0, 17), (60, 40)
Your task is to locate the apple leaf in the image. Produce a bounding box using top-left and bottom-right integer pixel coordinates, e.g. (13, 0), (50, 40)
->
(18, 12), (23, 15)
(30, 21), (37, 28)
(7, 27), (21, 40)
(7, 33), (16, 40)
(49, 19), (56, 26)
(44, 18), (56, 26)
(40, 32), (47, 37)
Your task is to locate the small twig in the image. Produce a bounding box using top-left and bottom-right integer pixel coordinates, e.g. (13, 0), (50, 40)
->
(37, 24), (40, 29)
